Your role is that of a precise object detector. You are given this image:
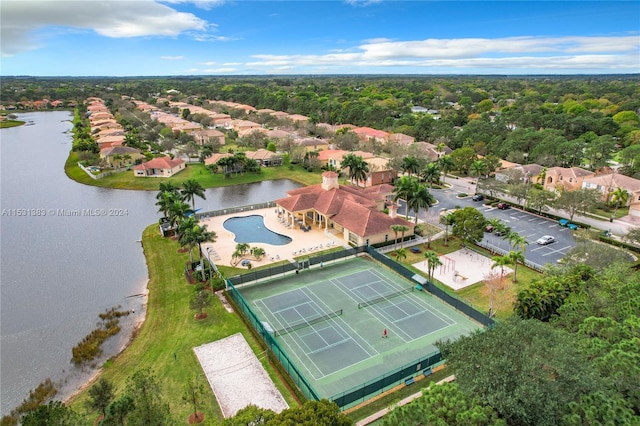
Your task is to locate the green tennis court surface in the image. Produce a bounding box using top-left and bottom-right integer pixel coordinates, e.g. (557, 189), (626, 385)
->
(238, 256), (482, 399)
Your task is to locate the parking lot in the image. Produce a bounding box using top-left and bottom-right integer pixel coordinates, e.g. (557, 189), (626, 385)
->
(403, 188), (577, 268)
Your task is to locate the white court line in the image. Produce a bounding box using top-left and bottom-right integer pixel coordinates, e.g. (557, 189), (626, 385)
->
(369, 268), (457, 325)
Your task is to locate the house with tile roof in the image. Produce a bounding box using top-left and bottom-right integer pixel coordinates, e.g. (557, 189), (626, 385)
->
(388, 133), (415, 146)
(358, 156), (397, 187)
(274, 172), (413, 246)
(296, 137), (329, 152)
(193, 128), (225, 146)
(352, 127), (390, 144)
(204, 153), (233, 167)
(582, 172), (640, 217)
(243, 149), (283, 166)
(100, 146), (144, 167)
(412, 142), (452, 161)
(133, 156), (185, 177)
(495, 164), (544, 184)
(543, 167), (595, 192)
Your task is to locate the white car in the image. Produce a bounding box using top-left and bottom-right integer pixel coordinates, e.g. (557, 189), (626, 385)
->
(536, 235), (555, 245)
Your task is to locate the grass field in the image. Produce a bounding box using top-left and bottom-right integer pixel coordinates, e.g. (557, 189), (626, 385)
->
(65, 152), (323, 190)
(68, 225), (299, 424)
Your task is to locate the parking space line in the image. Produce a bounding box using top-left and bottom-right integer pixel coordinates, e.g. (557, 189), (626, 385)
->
(542, 246), (571, 256)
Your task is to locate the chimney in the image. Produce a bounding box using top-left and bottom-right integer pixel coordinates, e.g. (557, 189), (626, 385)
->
(388, 203), (397, 218)
(321, 171), (339, 191)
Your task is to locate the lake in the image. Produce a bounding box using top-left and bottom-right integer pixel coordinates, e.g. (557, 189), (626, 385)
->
(0, 111), (302, 415)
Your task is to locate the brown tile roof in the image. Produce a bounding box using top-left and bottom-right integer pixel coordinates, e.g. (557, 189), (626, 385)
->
(331, 199), (412, 237)
(204, 153), (233, 166)
(134, 156), (184, 170)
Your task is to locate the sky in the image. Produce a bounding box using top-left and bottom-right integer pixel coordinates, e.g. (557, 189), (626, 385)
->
(1, 0), (639, 76)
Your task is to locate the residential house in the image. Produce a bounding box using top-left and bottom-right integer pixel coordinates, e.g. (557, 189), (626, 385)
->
(413, 142), (452, 161)
(317, 149), (375, 170)
(274, 171), (414, 246)
(352, 127), (390, 145)
(231, 120), (261, 133)
(95, 135), (125, 149)
(388, 133), (415, 146)
(244, 149), (283, 166)
(193, 128), (225, 145)
(582, 172), (640, 217)
(100, 146), (143, 168)
(133, 156), (185, 177)
(296, 138), (329, 152)
(358, 156), (397, 187)
(543, 167), (595, 192)
(204, 153), (233, 167)
(287, 114), (309, 124)
(495, 164), (543, 184)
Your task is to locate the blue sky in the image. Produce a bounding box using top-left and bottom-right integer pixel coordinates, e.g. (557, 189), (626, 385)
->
(1, 1), (639, 76)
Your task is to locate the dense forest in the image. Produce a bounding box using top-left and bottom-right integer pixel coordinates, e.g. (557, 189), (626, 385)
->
(3, 75), (640, 178)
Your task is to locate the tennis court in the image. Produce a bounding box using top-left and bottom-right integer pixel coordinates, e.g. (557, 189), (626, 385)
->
(238, 256), (482, 400)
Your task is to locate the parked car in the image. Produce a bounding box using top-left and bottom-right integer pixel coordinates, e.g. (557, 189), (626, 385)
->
(497, 202), (510, 210)
(494, 227), (510, 237)
(472, 194), (484, 201)
(559, 219), (570, 227)
(567, 223), (578, 230)
(536, 235), (555, 245)
(485, 225), (494, 233)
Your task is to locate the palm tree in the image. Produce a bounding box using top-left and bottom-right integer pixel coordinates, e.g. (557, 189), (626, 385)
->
(421, 162), (441, 187)
(392, 176), (417, 218)
(440, 213), (455, 246)
(155, 190), (178, 218)
(167, 199), (191, 229)
(176, 216), (199, 263)
(394, 248), (407, 263)
(342, 155), (369, 187)
(401, 156), (421, 178)
(234, 243), (250, 258)
(508, 250), (525, 282)
(506, 231), (528, 253)
(193, 225), (217, 261)
(610, 187), (629, 218)
(491, 254), (513, 283)
(390, 224), (404, 250)
(437, 155), (455, 183)
(423, 250), (442, 283)
(470, 160), (487, 180)
(181, 179), (206, 210)
(397, 225), (410, 248)
(406, 183), (436, 224)
(157, 182), (181, 199)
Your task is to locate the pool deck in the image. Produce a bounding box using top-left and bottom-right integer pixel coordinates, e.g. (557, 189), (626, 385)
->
(200, 208), (347, 269)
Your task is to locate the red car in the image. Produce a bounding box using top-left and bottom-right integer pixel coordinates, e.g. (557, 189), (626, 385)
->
(497, 203), (510, 210)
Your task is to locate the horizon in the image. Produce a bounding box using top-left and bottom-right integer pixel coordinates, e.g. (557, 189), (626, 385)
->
(2, 1), (639, 77)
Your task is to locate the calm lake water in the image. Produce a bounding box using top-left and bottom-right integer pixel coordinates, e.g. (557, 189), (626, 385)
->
(0, 111), (302, 415)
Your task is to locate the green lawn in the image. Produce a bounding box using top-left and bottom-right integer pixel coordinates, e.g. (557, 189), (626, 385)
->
(68, 226), (300, 424)
(0, 120), (25, 128)
(65, 152), (322, 190)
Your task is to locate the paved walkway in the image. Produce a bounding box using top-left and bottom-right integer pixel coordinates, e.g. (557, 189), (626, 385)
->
(354, 375), (456, 426)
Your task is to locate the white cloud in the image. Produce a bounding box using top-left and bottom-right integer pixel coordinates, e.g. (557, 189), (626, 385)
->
(162, 0), (226, 10)
(245, 35), (640, 72)
(1, 0), (208, 56)
(161, 56), (185, 60)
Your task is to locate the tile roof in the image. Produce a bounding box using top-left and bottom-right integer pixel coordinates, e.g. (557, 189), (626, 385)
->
(134, 156), (184, 170)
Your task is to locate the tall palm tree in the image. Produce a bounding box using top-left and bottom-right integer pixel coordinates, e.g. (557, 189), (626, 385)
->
(406, 183), (436, 224)
(440, 213), (455, 246)
(397, 225), (410, 248)
(341, 154), (369, 187)
(156, 182), (180, 199)
(506, 231), (529, 253)
(167, 199), (191, 229)
(423, 250), (442, 283)
(177, 217), (199, 264)
(610, 187), (629, 217)
(392, 176), (417, 218)
(470, 160), (487, 180)
(155, 190), (178, 218)
(508, 250), (525, 282)
(401, 156), (421, 178)
(421, 162), (441, 187)
(390, 224), (404, 250)
(181, 179), (206, 210)
(491, 254), (513, 283)
(437, 155), (455, 183)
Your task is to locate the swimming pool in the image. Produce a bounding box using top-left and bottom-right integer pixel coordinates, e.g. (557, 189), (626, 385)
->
(223, 215), (292, 245)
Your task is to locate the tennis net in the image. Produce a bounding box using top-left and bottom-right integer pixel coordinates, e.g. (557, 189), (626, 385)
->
(358, 287), (414, 309)
(273, 309), (343, 337)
